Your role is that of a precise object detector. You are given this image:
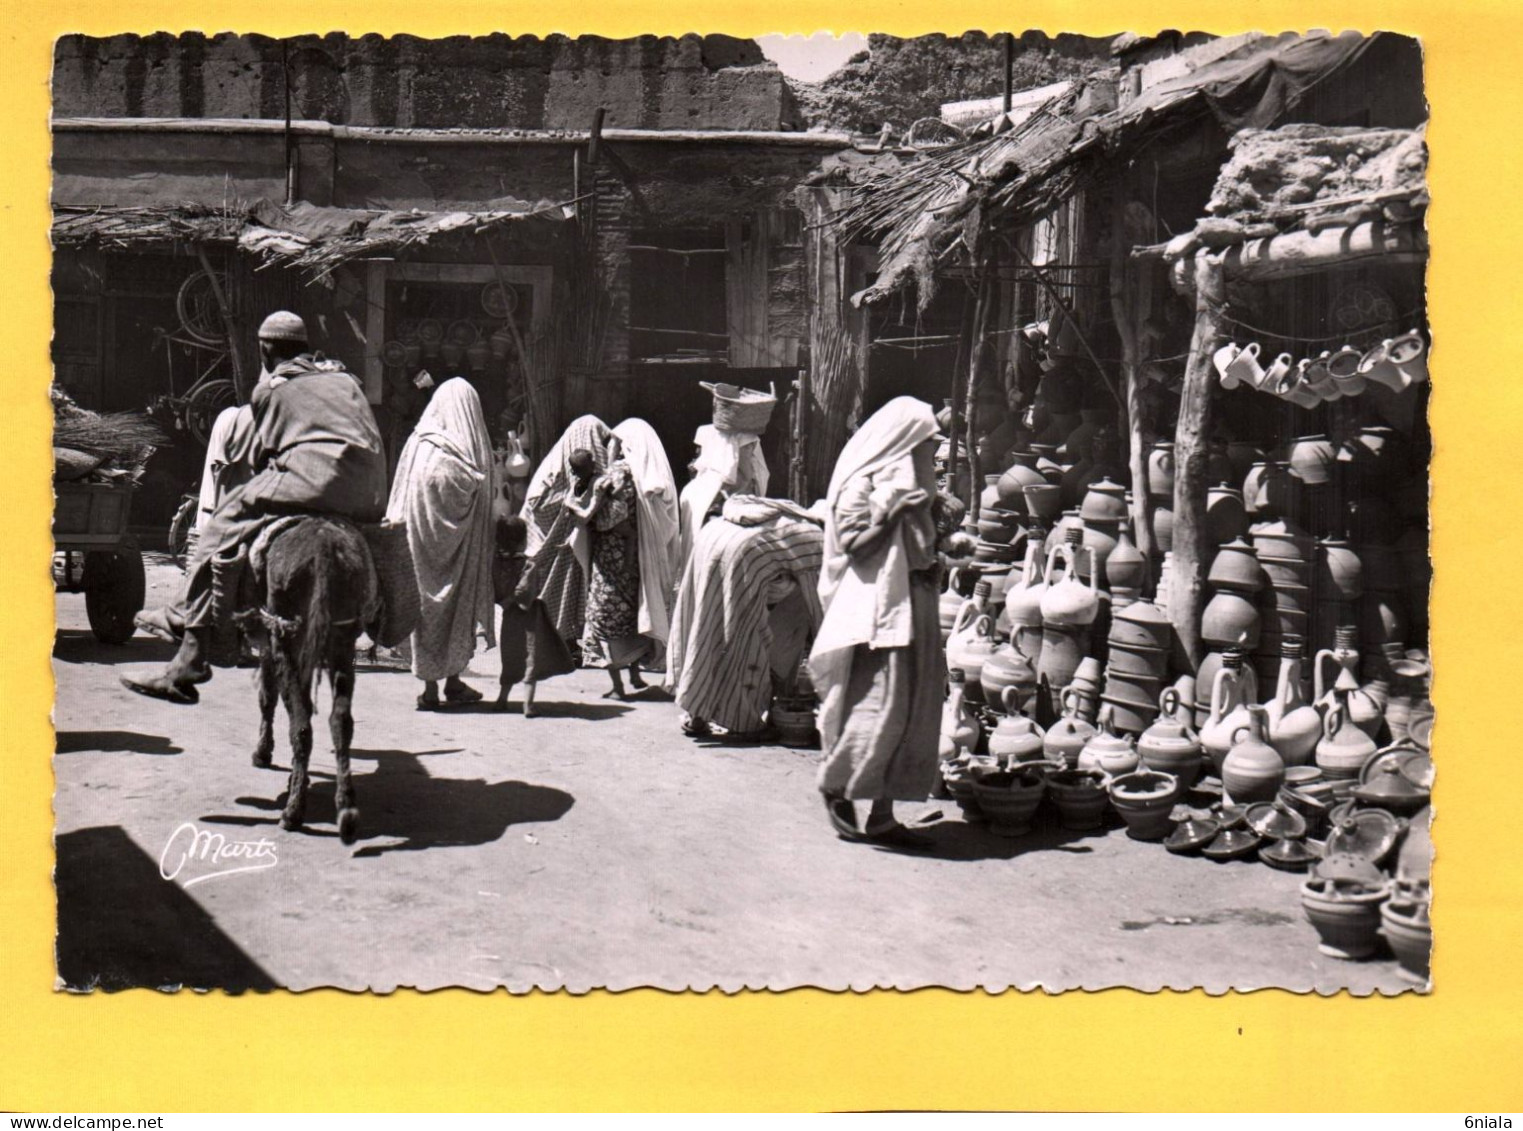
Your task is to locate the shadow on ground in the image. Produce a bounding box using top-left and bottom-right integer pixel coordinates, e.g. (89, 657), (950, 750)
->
(201, 748), (575, 856)
(56, 730), (184, 756)
(53, 630), (177, 666)
(55, 825), (277, 992)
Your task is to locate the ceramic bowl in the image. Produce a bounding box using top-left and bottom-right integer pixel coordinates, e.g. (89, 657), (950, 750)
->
(1301, 876), (1389, 959)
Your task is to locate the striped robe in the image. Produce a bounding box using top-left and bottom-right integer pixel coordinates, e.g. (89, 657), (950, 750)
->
(665, 510), (824, 734)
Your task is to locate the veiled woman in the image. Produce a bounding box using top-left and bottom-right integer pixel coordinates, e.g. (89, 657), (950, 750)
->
(386, 377), (498, 710)
(809, 396), (948, 850)
(518, 414), (613, 653)
(611, 418), (681, 656)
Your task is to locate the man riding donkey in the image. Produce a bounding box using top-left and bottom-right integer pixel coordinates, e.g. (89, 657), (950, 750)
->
(125, 311), (389, 703)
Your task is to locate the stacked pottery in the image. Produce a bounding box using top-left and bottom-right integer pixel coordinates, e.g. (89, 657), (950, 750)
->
(970, 761), (1048, 837)
(1147, 441), (1175, 560)
(1199, 648), (1258, 777)
(947, 608), (999, 710)
(1105, 520), (1147, 602)
(1301, 876), (1390, 960)
(1380, 886), (1433, 985)
(1315, 700), (1379, 782)
(1358, 541), (1408, 660)
(1046, 768), (1111, 830)
(1249, 518), (1314, 684)
(1313, 538), (1364, 655)
(1262, 635), (1321, 766)
(1043, 688), (1099, 770)
(1037, 534), (1099, 714)
(1220, 704), (1286, 805)
(1078, 479), (1127, 588)
(1138, 688), (1205, 793)
(1067, 657), (1104, 725)
(1202, 538), (1263, 653)
(1003, 540), (1048, 669)
(998, 451), (1047, 517)
(1205, 483), (1248, 546)
(1103, 598), (1170, 733)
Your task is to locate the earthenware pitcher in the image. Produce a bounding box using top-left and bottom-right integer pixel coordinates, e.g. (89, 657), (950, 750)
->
(1138, 688), (1204, 791)
(1201, 650), (1256, 775)
(1265, 636), (1321, 766)
(1222, 704), (1286, 805)
(1039, 538), (1100, 627)
(1315, 700), (1379, 781)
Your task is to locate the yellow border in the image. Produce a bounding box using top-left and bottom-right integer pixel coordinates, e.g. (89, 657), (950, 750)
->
(3, 0), (1520, 1113)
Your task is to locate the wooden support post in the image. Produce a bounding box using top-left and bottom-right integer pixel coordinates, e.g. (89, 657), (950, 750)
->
(1109, 202), (1153, 571)
(1168, 255), (1225, 666)
(945, 288), (974, 508)
(965, 262), (995, 521)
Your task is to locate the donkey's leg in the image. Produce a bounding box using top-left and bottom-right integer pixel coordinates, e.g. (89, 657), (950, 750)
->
(252, 650), (279, 768)
(278, 652), (315, 832)
(330, 648), (359, 845)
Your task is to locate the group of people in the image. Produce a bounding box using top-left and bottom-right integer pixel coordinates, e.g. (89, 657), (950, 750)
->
(123, 309), (968, 851)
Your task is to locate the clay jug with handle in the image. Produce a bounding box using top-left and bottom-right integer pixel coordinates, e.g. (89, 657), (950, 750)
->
(1200, 650), (1256, 776)
(1264, 635), (1321, 766)
(1004, 540), (1048, 665)
(1315, 700), (1378, 781)
(1315, 626), (1383, 738)
(1222, 704), (1286, 805)
(1039, 536), (1100, 627)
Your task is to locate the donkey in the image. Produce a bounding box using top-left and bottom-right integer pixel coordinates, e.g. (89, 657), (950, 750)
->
(245, 517), (376, 844)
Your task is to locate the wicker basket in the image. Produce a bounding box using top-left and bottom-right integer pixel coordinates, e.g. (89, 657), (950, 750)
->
(701, 381), (776, 435)
(363, 520), (420, 648)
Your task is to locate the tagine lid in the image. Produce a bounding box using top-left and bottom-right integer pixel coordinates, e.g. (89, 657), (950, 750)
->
(1351, 761), (1431, 808)
(1357, 745), (1434, 790)
(1260, 835), (1317, 871)
(1245, 800), (1310, 841)
(1325, 808), (1403, 864)
(1202, 827), (1262, 860)
(1313, 851), (1386, 886)
(1164, 816), (1219, 853)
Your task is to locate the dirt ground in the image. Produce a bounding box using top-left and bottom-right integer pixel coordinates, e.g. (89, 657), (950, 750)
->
(50, 553), (1413, 994)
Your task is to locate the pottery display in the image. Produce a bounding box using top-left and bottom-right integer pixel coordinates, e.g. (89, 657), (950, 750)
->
(981, 647), (1038, 715)
(1040, 539), (1100, 627)
(1108, 769), (1179, 840)
(1003, 541), (1048, 665)
(986, 701), (1047, 764)
(1221, 704), (1286, 805)
(1109, 599), (1172, 650)
(1202, 590), (1261, 650)
(1105, 642), (1169, 677)
(1079, 478), (1128, 525)
(1150, 503), (1174, 553)
(1044, 688), (1099, 769)
(1104, 524), (1147, 594)
(1206, 485), (1249, 545)
(998, 452), (1046, 511)
(1200, 650), (1258, 774)
(1380, 896), (1432, 985)
(1350, 758), (1430, 816)
(1288, 434), (1336, 485)
(1315, 703), (1379, 782)
(1138, 689), (1204, 792)
(1260, 835), (1318, 872)
(1207, 538), (1264, 593)
(1301, 877), (1390, 959)
(1314, 629), (1385, 738)
(1046, 769), (1111, 830)
(1023, 482), (1063, 521)
(1264, 636), (1321, 766)
(1079, 521), (1120, 587)
(1193, 650), (1259, 730)
(1077, 706), (1141, 778)
(970, 762), (1048, 837)
(1202, 826), (1265, 862)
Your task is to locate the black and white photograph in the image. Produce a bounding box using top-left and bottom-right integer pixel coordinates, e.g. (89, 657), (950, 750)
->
(49, 28), (1432, 994)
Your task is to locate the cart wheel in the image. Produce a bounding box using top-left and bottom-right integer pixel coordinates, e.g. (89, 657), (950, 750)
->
(83, 539), (146, 645)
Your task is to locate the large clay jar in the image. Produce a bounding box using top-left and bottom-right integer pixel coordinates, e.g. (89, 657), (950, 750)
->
(1221, 704), (1286, 805)
(1108, 769), (1179, 841)
(1315, 701), (1379, 781)
(941, 670), (981, 759)
(1037, 625), (1090, 710)
(1104, 523), (1147, 595)
(1004, 541), (1048, 667)
(1202, 590), (1261, 650)
(1138, 688), (1204, 792)
(998, 451), (1046, 513)
(1301, 876), (1389, 959)
(1031, 443), (1064, 485)
(1039, 540), (1100, 627)
(1249, 518), (1314, 563)
(1046, 769), (1111, 830)
(1288, 434), (1336, 485)
(1151, 503), (1175, 553)
(1263, 637), (1321, 766)
(1044, 688), (1099, 769)
(1080, 521), (1120, 586)
(946, 613), (998, 707)
(1314, 628), (1384, 738)
(981, 647), (1037, 715)
(1200, 650), (1257, 775)
(986, 699), (1047, 764)
(1208, 538), (1264, 594)
(1079, 478), (1128, 525)
(1078, 706), (1141, 778)
(979, 474), (1004, 514)
(1146, 441), (1176, 499)
(1109, 598), (1171, 652)
(1206, 484), (1248, 545)
(1316, 538), (1364, 602)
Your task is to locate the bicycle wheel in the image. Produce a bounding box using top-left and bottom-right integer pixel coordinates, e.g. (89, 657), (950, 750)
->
(184, 378), (237, 447)
(177, 268), (230, 347)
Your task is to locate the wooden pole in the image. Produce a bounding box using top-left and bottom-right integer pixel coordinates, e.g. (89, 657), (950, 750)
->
(1109, 193), (1153, 570)
(965, 258), (995, 521)
(945, 287), (974, 508)
(1168, 254), (1225, 666)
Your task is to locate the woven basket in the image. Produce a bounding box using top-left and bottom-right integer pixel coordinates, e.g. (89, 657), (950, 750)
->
(701, 381), (776, 435)
(363, 520), (420, 648)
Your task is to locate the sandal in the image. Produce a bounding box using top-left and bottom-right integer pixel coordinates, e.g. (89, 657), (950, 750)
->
(416, 693), (441, 712)
(681, 717), (711, 738)
(443, 682), (483, 705)
(862, 822), (936, 852)
(121, 674), (200, 705)
(824, 793), (861, 840)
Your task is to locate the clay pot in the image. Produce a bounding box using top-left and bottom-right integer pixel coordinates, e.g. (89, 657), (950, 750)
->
(1138, 688), (1204, 791)
(1023, 483), (1063, 521)
(1202, 591), (1261, 650)
(940, 670), (981, 758)
(1316, 702), (1379, 782)
(1200, 652), (1257, 773)
(1099, 694), (1158, 735)
(1381, 897), (1431, 985)
(1105, 641), (1168, 677)
(998, 452), (1046, 512)
(1030, 444), (1064, 485)
(1079, 478), (1128, 525)
(1249, 518), (1314, 562)
(1222, 704), (1286, 805)
(1109, 599), (1171, 651)
(976, 512), (1021, 546)
(970, 763), (1047, 837)
(1147, 441), (1176, 499)
(772, 704), (818, 748)
(1040, 542), (1100, 627)
(1079, 521), (1120, 586)
(1316, 539), (1364, 602)
(979, 474), (1004, 514)
(1150, 503), (1174, 553)
(1264, 642), (1321, 767)
(1108, 769), (1179, 840)
(1206, 485), (1248, 545)
(1044, 690), (1099, 769)
(947, 614), (999, 707)
(1102, 670), (1163, 707)
(1044, 511), (1084, 558)
(986, 702), (1047, 764)
(1037, 624), (1089, 708)
(1207, 538), (1263, 594)
(1104, 525), (1147, 594)
(1301, 877), (1389, 959)
(982, 649), (1037, 715)
(1046, 769), (1110, 830)
(1288, 434), (1336, 485)
(1259, 556), (1313, 589)
(1078, 706), (1141, 778)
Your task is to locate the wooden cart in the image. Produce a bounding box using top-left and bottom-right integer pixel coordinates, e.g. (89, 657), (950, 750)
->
(53, 481), (146, 644)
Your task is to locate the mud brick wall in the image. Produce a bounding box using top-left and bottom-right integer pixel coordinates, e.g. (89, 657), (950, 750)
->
(53, 33), (804, 132)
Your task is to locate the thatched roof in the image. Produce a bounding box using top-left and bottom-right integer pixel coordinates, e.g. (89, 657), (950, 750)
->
(53, 196), (573, 275)
(831, 31), (1394, 310)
